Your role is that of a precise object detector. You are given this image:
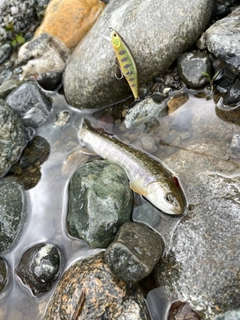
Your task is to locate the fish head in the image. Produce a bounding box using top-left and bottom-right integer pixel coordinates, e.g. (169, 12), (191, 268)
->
(146, 178), (185, 215)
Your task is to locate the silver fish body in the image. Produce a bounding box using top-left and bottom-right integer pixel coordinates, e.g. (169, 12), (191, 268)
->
(78, 120), (185, 215)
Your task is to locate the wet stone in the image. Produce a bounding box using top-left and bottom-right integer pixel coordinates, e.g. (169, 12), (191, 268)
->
(0, 258), (8, 293)
(177, 51), (213, 89)
(6, 81), (52, 128)
(153, 172), (240, 319)
(0, 43), (11, 64)
(0, 99), (26, 177)
(9, 136), (50, 190)
(67, 160), (133, 248)
(16, 243), (60, 296)
(124, 96), (168, 129)
(44, 252), (151, 319)
(0, 179), (27, 253)
(17, 33), (70, 79)
(105, 222), (164, 283)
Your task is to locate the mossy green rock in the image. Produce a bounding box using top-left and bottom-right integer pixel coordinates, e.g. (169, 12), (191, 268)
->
(67, 160), (133, 248)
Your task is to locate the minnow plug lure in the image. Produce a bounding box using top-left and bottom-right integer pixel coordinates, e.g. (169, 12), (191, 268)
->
(98, 1), (139, 100)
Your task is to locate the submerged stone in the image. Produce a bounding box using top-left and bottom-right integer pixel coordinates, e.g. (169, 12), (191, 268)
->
(105, 222), (164, 283)
(124, 96), (168, 129)
(35, 0), (105, 49)
(44, 252), (151, 319)
(177, 51), (213, 89)
(16, 243), (60, 295)
(0, 258), (8, 293)
(154, 172), (240, 319)
(67, 160), (133, 248)
(0, 99), (26, 177)
(0, 179), (28, 253)
(6, 81), (52, 128)
(9, 136), (50, 190)
(64, 0), (215, 109)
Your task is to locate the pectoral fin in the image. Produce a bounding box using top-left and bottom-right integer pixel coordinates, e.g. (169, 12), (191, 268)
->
(130, 180), (148, 196)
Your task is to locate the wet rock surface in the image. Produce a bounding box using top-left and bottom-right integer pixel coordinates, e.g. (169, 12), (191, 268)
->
(64, 0), (215, 109)
(0, 258), (8, 293)
(67, 160), (133, 248)
(153, 172), (240, 319)
(44, 252), (151, 320)
(16, 243), (60, 295)
(17, 33), (70, 79)
(177, 51), (213, 89)
(105, 222), (164, 283)
(6, 81), (52, 128)
(124, 96), (168, 129)
(205, 6), (240, 74)
(35, 0), (105, 49)
(0, 179), (27, 253)
(0, 99), (26, 177)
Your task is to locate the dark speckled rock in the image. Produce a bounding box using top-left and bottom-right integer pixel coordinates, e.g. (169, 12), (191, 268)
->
(44, 252), (151, 319)
(177, 51), (213, 89)
(16, 243), (60, 295)
(64, 0), (215, 109)
(105, 222), (164, 283)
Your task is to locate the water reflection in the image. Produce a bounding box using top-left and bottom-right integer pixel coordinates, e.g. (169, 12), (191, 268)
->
(1, 90), (239, 319)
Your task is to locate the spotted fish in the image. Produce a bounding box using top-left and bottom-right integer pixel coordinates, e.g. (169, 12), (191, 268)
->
(79, 120), (185, 215)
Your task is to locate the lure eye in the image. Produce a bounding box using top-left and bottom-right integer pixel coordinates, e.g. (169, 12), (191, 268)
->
(113, 33), (117, 37)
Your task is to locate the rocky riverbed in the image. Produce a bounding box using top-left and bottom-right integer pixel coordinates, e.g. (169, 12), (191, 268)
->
(1, 0), (240, 319)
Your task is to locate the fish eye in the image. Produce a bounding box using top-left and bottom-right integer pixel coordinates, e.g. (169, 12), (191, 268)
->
(165, 193), (174, 204)
(113, 33), (117, 37)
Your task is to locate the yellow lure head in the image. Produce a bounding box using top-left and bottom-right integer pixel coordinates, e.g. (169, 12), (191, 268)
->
(111, 30), (121, 48)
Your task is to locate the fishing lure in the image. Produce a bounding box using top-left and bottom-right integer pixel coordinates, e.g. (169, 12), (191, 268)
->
(98, 1), (139, 100)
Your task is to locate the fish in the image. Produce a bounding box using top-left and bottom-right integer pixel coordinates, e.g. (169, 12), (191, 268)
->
(98, 0), (139, 100)
(78, 120), (185, 215)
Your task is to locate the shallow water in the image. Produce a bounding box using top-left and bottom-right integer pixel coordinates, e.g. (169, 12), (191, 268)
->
(1, 88), (240, 319)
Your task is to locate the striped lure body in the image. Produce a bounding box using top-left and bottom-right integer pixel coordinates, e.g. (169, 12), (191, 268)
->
(111, 30), (139, 100)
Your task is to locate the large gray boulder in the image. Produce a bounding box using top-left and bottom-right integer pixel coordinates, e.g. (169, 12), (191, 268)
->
(205, 6), (240, 75)
(64, 0), (216, 109)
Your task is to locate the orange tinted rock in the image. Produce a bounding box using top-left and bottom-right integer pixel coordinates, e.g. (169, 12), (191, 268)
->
(35, 0), (105, 49)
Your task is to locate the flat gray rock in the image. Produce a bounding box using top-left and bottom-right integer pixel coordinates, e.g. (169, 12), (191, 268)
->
(64, 0), (215, 109)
